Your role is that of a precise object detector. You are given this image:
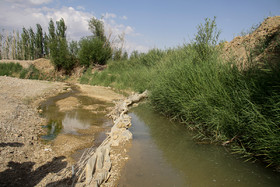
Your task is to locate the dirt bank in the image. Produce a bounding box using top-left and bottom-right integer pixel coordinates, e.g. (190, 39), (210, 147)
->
(0, 76), (125, 186)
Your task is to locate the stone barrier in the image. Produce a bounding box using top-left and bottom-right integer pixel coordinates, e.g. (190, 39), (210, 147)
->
(75, 90), (148, 186)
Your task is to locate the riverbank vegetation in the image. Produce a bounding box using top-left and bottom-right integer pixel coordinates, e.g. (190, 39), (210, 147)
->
(1, 16), (279, 168)
(0, 62), (42, 79)
(80, 17), (280, 168)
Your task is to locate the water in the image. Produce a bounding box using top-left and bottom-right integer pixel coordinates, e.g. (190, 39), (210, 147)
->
(118, 104), (280, 187)
(39, 86), (113, 140)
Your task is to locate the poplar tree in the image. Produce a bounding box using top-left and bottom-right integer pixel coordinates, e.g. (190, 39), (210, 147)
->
(22, 27), (29, 60)
(48, 18), (74, 72)
(35, 24), (43, 58)
(16, 31), (22, 60)
(48, 19), (59, 65)
(29, 28), (35, 60)
(56, 18), (68, 69)
(43, 32), (49, 57)
(12, 30), (16, 59)
(0, 31), (3, 60)
(5, 32), (12, 59)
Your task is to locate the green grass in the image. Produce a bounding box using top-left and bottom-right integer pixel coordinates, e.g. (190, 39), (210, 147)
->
(0, 62), (44, 80)
(80, 48), (167, 92)
(80, 44), (280, 167)
(80, 18), (280, 168)
(0, 63), (23, 76)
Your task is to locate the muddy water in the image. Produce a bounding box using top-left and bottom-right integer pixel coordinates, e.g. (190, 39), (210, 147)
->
(118, 104), (280, 187)
(39, 86), (113, 159)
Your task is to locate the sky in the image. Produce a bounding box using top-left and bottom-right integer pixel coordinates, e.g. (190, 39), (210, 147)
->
(0, 0), (279, 53)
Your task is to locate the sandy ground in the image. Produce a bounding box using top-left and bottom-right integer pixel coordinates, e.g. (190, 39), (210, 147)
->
(0, 76), (67, 186)
(0, 76), (125, 186)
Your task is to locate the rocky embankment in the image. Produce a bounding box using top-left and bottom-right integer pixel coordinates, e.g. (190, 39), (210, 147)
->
(74, 91), (148, 186)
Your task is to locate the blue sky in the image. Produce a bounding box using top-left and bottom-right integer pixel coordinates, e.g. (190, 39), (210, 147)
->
(1, 0), (279, 53)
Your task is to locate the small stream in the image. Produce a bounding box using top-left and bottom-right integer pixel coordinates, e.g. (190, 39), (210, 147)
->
(118, 104), (280, 187)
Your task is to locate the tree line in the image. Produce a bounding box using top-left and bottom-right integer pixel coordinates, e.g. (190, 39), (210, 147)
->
(0, 24), (47, 60)
(0, 17), (128, 73)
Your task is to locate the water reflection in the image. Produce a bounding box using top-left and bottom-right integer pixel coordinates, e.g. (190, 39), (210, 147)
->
(39, 88), (112, 140)
(62, 113), (90, 134)
(119, 104), (280, 187)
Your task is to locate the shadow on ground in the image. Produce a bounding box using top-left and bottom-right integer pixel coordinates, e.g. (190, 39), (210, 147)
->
(0, 142), (24, 147)
(0, 156), (67, 187)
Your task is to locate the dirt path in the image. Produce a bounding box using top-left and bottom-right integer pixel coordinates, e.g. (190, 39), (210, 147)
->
(0, 76), (125, 186)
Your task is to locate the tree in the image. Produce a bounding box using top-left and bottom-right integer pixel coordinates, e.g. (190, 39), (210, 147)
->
(56, 18), (68, 69)
(48, 18), (75, 72)
(4, 31), (12, 59)
(43, 32), (49, 57)
(21, 27), (29, 60)
(88, 17), (106, 42)
(11, 30), (16, 59)
(35, 24), (44, 58)
(29, 28), (35, 60)
(0, 30), (3, 60)
(16, 31), (22, 60)
(78, 17), (112, 66)
(48, 19), (59, 64)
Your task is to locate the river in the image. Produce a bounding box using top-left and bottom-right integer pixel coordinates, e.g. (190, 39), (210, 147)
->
(118, 103), (280, 187)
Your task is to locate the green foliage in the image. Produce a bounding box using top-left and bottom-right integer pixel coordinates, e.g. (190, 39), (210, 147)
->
(78, 37), (112, 66)
(43, 32), (49, 57)
(21, 27), (29, 60)
(19, 64), (41, 79)
(28, 27), (35, 60)
(78, 17), (112, 66)
(35, 24), (44, 58)
(88, 17), (106, 42)
(193, 16), (221, 61)
(80, 17), (280, 167)
(0, 62), (23, 76)
(69, 40), (79, 57)
(48, 18), (75, 73)
(0, 62), (42, 80)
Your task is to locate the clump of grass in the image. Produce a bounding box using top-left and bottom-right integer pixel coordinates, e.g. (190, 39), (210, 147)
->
(0, 63), (23, 76)
(20, 64), (41, 79)
(0, 62), (44, 80)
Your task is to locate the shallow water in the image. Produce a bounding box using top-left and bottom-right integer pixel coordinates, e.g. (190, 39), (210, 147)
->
(39, 86), (113, 140)
(118, 104), (280, 187)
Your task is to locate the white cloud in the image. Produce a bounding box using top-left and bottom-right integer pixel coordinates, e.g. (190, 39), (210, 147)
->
(4, 0), (53, 6)
(125, 41), (151, 53)
(0, 3), (92, 40)
(29, 0), (53, 5)
(102, 13), (116, 19)
(0, 1), (149, 53)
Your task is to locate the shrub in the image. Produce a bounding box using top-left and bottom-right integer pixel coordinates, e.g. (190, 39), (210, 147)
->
(0, 63), (23, 76)
(78, 37), (112, 67)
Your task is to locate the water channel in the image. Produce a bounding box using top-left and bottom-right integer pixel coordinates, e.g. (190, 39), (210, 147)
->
(118, 104), (280, 187)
